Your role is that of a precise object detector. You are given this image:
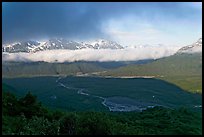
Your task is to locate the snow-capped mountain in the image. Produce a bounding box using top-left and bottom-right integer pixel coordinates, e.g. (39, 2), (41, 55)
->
(87, 39), (124, 49)
(2, 38), (124, 53)
(33, 38), (82, 52)
(2, 41), (41, 53)
(176, 38), (202, 54)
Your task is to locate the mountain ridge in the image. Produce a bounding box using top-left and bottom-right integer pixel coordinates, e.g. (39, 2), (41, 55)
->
(176, 38), (202, 54)
(2, 38), (124, 53)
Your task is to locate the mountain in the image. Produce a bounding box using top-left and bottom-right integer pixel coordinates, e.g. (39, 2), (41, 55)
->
(100, 38), (202, 93)
(2, 38), (124, 53)
(176, 38), (202, 54)
(33, 38), (82, 52)
(2, 38), (202, 93)
(2, 41), (41, 53)
(86, 39), (124, 49)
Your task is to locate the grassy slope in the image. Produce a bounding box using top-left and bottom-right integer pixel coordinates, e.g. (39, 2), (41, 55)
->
(102, 53), (202, 93)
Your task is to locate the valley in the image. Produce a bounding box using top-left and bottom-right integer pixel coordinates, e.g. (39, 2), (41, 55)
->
(3, 76), (202, 112)
(2, 2), (202, 135)
(3, 52), (202, 94)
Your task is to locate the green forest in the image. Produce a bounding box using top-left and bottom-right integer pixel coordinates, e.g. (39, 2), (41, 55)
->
(2, 90), (202, 135)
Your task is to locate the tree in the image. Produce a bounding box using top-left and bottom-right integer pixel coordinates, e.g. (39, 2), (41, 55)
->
(2, 92), (19, 116)
(18, 92), (44, 118)
(76, 112), (112, 135)
(59, 113), (78, 135)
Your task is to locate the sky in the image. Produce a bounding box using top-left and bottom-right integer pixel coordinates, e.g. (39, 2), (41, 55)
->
(2, 2), (202, 47)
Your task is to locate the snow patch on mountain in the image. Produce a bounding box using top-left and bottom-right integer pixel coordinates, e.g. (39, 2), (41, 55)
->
(176, 38), (202, 54)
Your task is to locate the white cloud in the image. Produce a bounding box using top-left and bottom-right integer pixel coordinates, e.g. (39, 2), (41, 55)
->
(2, 46), (180, 63)
(102, 10), (201, 47)
(103, 16), (171, 47)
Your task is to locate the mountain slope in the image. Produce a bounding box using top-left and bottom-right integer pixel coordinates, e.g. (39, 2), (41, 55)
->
(176, 38), (202, 54)
(2, 62), (107, 78)
(102, 53), (202, 93)
(2, 60), (155, 78)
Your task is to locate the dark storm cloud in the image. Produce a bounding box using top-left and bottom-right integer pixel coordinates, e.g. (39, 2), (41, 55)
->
(2, 2), (201, 44)
(2, 2), (104, 43)
(3, 2), (139, 43)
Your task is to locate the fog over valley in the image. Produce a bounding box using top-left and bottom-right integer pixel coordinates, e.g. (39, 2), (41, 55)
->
(2, 46), (180, 63)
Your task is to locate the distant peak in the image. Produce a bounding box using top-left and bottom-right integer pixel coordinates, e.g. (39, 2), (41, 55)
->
(176, 38), (202, 54)
(2, 38), (124, 53)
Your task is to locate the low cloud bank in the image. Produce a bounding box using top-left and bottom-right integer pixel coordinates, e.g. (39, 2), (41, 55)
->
(2, 47), (180, 63)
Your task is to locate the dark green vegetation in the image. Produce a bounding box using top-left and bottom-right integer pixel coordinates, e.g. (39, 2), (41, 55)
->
(2, 87), (202, 135)
(2, 77), (106, 111)
(103, 53), (202, 93)
(2, 76), (201, 112)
